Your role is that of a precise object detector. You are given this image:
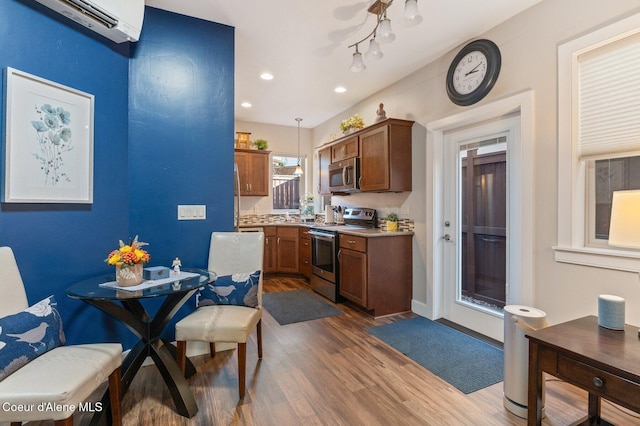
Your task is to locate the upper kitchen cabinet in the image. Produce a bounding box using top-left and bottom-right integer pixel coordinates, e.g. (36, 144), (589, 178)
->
(234, 148), (270, 196)
(317, 146), (331, 195)
(359, 119), (413, 192)
(331, 135), (359, 162)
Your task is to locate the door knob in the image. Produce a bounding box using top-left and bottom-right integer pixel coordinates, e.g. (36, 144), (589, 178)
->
(443, 234), (451, 241)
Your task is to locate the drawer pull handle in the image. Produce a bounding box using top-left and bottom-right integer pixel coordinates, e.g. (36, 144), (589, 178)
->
(593, 377), (604, 387)
(348, 240), (356, 244)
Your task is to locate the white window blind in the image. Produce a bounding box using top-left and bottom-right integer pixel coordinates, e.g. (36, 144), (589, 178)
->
(579, 34), (640, 160)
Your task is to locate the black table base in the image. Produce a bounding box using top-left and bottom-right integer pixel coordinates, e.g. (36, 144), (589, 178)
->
(87, 290), (200, 424)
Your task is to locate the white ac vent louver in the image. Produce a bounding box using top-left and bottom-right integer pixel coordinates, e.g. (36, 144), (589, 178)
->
(34, 0), (144, 43)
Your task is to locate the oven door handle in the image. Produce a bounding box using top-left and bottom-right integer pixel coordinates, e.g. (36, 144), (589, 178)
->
(308, 230), (336, 241)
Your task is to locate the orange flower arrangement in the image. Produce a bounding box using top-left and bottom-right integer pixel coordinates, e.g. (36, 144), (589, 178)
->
(105, 235), (150, 267)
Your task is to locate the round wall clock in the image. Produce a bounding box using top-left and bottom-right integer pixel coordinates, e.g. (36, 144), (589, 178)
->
(446, 39), (501, 106)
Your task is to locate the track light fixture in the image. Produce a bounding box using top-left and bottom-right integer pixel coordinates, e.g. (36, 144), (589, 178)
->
(348, 0), (423, 72)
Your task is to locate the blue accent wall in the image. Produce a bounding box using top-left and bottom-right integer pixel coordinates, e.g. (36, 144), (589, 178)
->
(128, 7), (235, 343)
(0, 1), (234, 349)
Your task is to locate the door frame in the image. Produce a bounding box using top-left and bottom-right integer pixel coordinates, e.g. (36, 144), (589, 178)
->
(424, 91), (535, 341)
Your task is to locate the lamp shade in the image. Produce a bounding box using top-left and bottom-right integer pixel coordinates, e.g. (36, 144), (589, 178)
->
(400, 0), (423, 27)
(377, 18), (396, 44)
(365, 38), (384, 61)
(350, 50), (367, 72)
(608, 190), (640, 248)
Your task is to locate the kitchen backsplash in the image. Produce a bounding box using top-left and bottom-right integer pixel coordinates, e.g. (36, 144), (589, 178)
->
(239, 213), (415, 232)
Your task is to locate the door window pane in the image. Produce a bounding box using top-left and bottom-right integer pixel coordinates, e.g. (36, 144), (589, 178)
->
(459, 141), (507, 312)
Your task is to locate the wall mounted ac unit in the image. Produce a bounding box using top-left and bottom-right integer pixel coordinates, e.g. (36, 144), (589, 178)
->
(34, 0), (144, 43)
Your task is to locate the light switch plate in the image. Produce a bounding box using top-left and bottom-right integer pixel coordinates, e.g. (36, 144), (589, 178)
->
(178, 205), (206, 220)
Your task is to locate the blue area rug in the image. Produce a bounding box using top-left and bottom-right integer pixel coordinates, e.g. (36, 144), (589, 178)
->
(263, 289), (343, 325)
(365, 317), (503, 394)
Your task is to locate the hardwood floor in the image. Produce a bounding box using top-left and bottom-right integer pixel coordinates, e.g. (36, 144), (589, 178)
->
(69, 277), (640, 425)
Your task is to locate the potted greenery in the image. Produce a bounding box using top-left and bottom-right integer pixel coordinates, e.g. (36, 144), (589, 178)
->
(339, 114), (365, 135)
(385, 213), (399, 232)
(252, 138), (269, 150)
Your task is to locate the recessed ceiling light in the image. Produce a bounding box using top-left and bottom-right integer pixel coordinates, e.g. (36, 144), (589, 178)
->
(260, 73), (274, 80)
(241, 102), (252, 108)
(334, 86), (346, 93)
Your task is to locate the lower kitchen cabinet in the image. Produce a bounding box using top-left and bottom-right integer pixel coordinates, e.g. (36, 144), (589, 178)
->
(264, 226), (299, 274)
(338, 245), (367, 306)
(338, 233), (412, 317)
(299, 227), (311, 279)
(263, 227), (277, 273)
(276, 227), (299, 273)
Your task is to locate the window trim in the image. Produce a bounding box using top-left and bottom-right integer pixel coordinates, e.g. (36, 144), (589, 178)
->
(554, 12), (640, 272)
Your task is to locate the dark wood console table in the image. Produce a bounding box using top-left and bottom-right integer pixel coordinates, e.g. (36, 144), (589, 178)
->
(526, 316), (640, 425)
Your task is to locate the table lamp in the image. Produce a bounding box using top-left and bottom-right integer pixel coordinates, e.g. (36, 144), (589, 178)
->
(609, 190), (640, 249)
(607, 190), (640, 332)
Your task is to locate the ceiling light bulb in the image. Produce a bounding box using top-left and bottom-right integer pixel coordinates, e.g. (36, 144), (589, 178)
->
(294, 164), (303, 176)
(365, 38), (383, 61)
(260, 72), (274, 80)
(334, 86), (346, 93)
(350, 49), (366, 72)
(400, 0), (423, 27)
(377, 17), (396, 44)
(241, 102), (252, 108)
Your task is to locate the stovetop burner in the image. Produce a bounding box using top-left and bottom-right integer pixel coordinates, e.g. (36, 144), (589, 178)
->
(314, 207), (377, 231)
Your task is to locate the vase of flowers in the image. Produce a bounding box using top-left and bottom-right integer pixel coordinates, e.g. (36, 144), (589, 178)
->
(340, 114), (365, 135)
(105, 235), (150, 286)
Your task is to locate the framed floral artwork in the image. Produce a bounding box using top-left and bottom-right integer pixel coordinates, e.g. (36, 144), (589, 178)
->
(2, 67), (94, 203)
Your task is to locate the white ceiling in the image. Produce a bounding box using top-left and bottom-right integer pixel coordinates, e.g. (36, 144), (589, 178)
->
(145, 0), (543, 128)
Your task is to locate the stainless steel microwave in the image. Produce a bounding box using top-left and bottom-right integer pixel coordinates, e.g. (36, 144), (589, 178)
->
(328, 157), (359, 192)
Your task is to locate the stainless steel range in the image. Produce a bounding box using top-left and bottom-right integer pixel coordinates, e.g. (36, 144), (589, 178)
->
(309, 207), (377, 302)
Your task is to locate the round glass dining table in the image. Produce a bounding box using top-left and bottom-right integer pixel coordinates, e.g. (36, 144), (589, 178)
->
(66, 268), (216, 421)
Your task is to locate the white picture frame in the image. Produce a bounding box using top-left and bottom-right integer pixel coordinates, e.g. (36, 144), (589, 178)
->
(2, 67), (94, 203)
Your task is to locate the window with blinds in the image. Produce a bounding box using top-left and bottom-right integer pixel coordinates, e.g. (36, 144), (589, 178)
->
(579, 33), (640, 244)
(578, 33), (640, 161)
(555, 12), (640, 271)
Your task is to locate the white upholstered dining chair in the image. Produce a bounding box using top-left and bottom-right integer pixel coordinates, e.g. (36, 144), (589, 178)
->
(175, 231), (264, 399)
(0, 246), (123, 426)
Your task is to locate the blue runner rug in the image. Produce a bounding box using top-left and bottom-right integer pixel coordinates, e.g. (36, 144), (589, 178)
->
(365, 317), (503, 394)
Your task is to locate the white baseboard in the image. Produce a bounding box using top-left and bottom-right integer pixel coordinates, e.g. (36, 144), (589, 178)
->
(411, 298), (432, 319)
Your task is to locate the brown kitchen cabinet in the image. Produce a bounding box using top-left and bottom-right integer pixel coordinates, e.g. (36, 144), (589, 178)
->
(276, 227), (299, 273)
(299, 227), (312, 279)
(263, 226), (299, 274)
(331, 135), (359, 162)
(359, 119), (413, 192)
(317, 146), (331, 196)
(263, 227), (277, 273)
(234, 148), (270, 196)
(338, 233), (412, 317)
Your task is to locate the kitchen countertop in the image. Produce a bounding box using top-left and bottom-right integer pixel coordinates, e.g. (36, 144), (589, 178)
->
(239, 223), (413, 237)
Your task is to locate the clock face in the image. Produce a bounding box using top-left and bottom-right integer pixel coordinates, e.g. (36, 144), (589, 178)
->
(446, 39), (501, 106)
(452, 51), (487, 95)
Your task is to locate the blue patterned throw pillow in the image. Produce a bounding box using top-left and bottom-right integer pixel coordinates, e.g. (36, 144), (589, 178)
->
(0, 296), (66, 381)
(197, 270), (261, 308)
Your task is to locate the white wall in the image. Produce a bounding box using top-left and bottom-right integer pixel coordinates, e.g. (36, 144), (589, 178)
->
(310, 0), (640, 326)
(235, 120), (313, 214)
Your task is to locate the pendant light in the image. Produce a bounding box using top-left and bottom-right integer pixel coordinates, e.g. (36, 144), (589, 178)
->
(400, 0), (423, 27)
(294, 118), (303, 176)
(347, 0), (422, 72)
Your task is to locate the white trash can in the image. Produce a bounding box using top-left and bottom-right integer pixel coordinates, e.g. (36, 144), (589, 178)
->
(503, 305), (548, 418)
